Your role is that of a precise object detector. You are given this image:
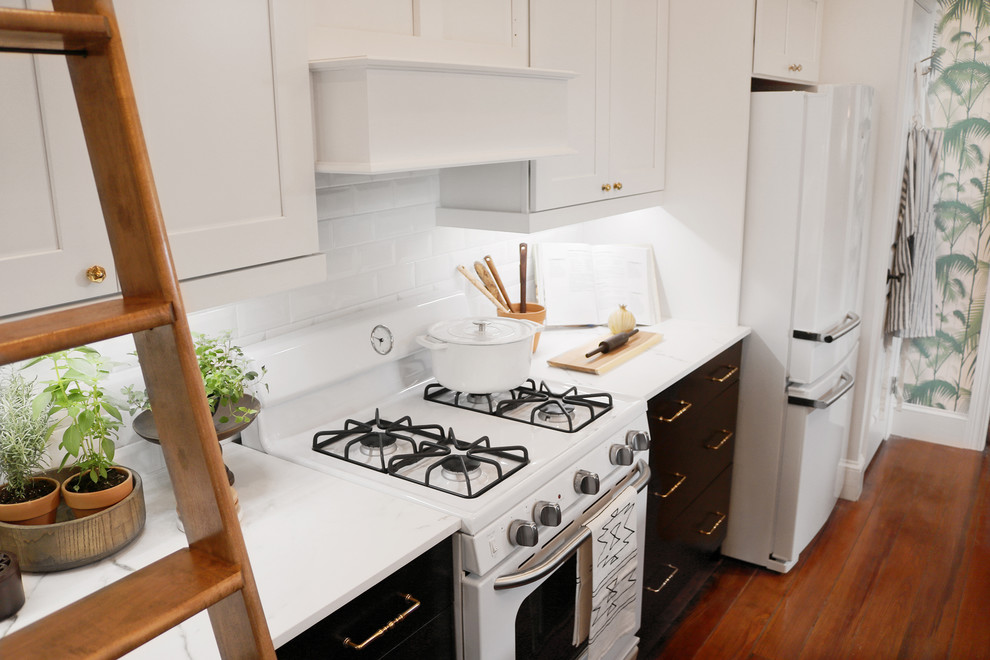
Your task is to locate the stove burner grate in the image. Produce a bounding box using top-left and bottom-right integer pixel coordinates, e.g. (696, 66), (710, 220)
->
(312, 409), (445, 472)
(387, 430), (528, 499)
(423, 379), (613, 433)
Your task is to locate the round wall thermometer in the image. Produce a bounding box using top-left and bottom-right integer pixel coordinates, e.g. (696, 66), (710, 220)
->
(370, 324), (394, 355)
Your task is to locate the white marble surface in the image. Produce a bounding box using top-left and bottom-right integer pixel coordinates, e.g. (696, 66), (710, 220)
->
(0, 443), (459, 658)
(531, 318), (750, 399)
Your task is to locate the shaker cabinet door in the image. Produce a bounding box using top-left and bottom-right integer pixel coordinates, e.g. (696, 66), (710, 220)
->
(0, 0), (319, 318)
(752, 0), (823, 84)
(530, 0), (667, 212)
(528, 0), (609, 211)
(0, 0), (116, 318)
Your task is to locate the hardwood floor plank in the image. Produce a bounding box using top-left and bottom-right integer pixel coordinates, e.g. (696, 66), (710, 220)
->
(752, 438), (897, 658)
(836, 442), (977, 658)
(796, 440), (934, 658)
(895, 445), (982, 659)
(948, 448), (990, 660)
(656, 562), (757, 658)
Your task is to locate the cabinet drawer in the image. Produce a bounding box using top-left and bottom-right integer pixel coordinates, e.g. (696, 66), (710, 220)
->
(660, 466), (733, 555)
(648, 385), (738, 530)
(647, 342), (742, 420)
(278, 537), (454, 659)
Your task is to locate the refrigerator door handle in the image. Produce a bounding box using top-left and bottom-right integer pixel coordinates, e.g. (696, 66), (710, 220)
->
(792, 312), (861, 343)
(788, 372), (855, 409)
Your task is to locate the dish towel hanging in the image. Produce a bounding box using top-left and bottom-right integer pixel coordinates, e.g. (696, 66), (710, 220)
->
(574, 486), (638, 660)
(884, 124), (942, 337)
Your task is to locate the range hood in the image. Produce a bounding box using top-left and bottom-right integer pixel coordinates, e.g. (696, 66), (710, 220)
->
(309, 57), (574, 174)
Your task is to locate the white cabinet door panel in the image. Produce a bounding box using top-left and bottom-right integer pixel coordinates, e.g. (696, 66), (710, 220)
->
(608, 0), (666, 196)
(529, 0), (609, 211)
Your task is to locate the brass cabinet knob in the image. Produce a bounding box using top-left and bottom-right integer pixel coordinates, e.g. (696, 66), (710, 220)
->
(602, 183), (612, 192)
(614, 182), (623, 191)
(86, 265), (107, 283)
(788, 63), (803, 72)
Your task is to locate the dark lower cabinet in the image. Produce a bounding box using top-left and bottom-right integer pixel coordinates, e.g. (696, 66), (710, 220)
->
(278, 537), (454, 660)
(639, 342), (742, 655)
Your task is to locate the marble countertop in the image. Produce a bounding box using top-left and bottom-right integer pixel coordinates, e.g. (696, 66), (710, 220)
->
(0, 443), (460, 658)
(531, 318), (750, 400)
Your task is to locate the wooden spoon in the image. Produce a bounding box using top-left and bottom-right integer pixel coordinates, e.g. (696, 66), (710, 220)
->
(519, 243), (528, 313)
(484, 255), (513, 310)
(457, 265), (509, 313)
(475, 261), (506, 308)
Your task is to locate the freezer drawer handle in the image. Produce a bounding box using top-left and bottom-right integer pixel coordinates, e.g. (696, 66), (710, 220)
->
(656, 472), (687, 498)
(494, 461), (650, 590)
(645, 563), (679, 593)
(792, 312), (861, 343)
(341, 593), (421, 650)
(655, 400), (692, 422)
(697, 512), (727, 536)
(788, 372), (855, 409)
(706, 365), (739, 383)
(705, 430), (733, 450)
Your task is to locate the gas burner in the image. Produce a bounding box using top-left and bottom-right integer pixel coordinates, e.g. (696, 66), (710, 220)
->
(440, 455), (482, 481)
(424, 379), (613, 433)
(536, 402), (575, 424)
(386, 430), (529, 499)
(312, 409), (445, 472)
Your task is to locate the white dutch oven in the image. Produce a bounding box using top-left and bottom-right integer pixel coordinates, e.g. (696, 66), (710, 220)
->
(416, 317), (542, 394)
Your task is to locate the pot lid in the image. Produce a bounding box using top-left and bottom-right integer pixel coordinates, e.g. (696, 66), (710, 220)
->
(426, 317), (537, 345)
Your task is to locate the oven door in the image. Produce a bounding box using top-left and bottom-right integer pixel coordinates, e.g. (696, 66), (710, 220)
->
(460, 461), (649, 660)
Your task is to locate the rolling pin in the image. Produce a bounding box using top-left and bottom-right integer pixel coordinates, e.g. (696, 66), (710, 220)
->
(585, 329), (640, 358)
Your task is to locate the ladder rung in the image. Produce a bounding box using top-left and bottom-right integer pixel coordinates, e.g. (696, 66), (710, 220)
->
(0, 297), (174, 366)
(0, 548), (244, 660)
(0, 7), (110, 54)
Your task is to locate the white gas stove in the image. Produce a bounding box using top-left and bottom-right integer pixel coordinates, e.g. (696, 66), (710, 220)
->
(241, 293), (650, 660)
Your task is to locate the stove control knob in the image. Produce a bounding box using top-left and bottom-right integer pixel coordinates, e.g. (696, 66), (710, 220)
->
(610, 444), (634, 466)
(509, 520), (539, 547)
(534, 501), (562, 527)
(574, 470), (600, 495)
(626, 430), (651, 452)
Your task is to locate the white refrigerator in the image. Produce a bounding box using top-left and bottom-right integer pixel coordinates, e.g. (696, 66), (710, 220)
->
(723, 85), (875, 573)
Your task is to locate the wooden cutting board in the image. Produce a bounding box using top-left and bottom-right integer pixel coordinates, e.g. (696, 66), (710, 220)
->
(547, 331), (663, 375)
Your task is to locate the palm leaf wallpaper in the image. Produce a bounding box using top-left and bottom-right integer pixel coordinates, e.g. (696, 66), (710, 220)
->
(902, 0), (990, 412)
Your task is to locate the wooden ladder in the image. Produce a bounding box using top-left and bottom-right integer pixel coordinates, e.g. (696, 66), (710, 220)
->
(0, 1), (275, 658)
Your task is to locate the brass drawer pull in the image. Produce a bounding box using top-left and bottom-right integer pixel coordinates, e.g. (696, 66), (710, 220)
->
(698, 512), (727, 536)
(655, 400), (692, 422)
(705, 430), (733, 450)
(645, 563), (679, 593)
(656, 472), (686, 498)
(342, 593), (420, 650)
(707, 365), (739, 383)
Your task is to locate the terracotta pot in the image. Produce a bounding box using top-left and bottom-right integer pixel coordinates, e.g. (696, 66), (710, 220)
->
(0, 477), (61, 525)
(61, 467), (133, 519)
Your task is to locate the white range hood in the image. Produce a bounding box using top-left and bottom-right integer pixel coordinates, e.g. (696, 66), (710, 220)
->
(309, 56), (574, 174)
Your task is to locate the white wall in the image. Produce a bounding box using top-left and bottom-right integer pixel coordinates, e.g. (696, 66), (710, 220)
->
(818, 0), (922, 498)
(653, 0), (755, 324)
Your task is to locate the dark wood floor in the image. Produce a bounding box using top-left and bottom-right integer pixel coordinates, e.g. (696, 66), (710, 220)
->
(652, 436), (990, 659)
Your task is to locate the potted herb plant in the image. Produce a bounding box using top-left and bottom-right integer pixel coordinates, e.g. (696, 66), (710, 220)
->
(31, 347), (131, 518)
(0, 371), (59, 525)
(128, 331), (266, 437)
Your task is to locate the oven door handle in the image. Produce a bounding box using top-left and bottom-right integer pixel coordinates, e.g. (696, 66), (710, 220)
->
(494, 460), (650, 591)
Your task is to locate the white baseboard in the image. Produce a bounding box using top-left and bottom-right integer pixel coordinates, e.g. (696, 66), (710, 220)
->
(839, 456), (865, 501)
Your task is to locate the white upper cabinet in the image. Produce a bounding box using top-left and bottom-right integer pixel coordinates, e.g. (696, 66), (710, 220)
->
(0, 0), (323, 318)
(437, 0), (669, 233)
(752, 0), (824, 84)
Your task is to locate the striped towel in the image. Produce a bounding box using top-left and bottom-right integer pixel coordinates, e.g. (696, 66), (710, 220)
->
(884, 125), (942, 338)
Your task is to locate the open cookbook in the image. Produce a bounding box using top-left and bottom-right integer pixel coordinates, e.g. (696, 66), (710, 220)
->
(533, 243), (662, 327)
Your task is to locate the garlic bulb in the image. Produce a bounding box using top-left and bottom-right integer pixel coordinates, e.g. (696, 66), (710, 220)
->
(608, 304), (636, 334)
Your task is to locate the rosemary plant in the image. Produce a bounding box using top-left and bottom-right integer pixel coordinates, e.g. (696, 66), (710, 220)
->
(0, 370), (55, 501)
